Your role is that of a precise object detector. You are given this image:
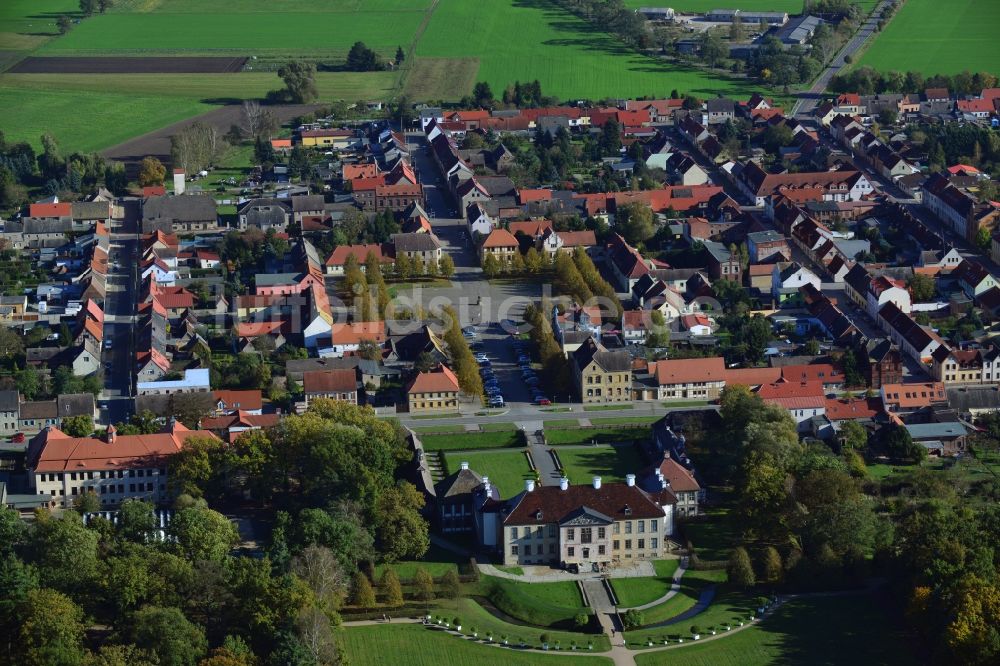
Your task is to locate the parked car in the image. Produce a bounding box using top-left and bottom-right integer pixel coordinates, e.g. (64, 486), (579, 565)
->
(535, 397), (551, 406)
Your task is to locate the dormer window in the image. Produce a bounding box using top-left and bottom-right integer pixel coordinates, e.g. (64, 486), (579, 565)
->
(624, 505), (632, 517)
(535, 510), (543, 521)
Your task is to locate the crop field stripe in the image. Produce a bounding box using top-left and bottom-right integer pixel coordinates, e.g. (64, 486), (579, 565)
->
(8, 56), (248, 73)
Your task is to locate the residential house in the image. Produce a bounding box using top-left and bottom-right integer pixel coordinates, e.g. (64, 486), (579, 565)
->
(406, 365), (460, 413)
(141, 195), (218, 234)
(325, 243), (394, 276)
(479, 228), (519, 265)
(772, 262), (820, 304)
(952, 259), (998, 298)
(237, 198), (291, 231)
(303, 369), (359, 406)
(212, 390), (263, 416)
(858, 337), (903, 388)
(757, 381), (826, 431)
(640, 357), (726, 402)
(878, 301), (944, 366)
(392, 233), (442, 265)
(136, 368), (211, 396)
(572, 338), (632, 404)
(746, 230), (791, 264)
(906, 422), (968, 456)
(300, 129), (354, 149)
(434, 461), (495, 534)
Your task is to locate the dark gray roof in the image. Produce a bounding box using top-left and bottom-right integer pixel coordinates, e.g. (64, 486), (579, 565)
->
(0, 390), (19, 413)
(71, 201), (110, 220)
(57, 393), (95, 418)
(142, 194), (217, 223)
(392, 233), (441, 252)
(290, 195), (326, 213)
(573, 338), (632, 373)
(947, 386), (1000, 412)
(19, 400), (56, 419)
(435, 466), (484, 499)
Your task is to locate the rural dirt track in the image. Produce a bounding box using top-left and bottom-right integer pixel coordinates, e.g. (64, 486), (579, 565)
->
(9, 56), (248, 74)
(100, 103), (321, 170)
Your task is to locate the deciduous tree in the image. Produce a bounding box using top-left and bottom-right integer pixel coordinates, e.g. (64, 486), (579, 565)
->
(138, 156), (166, 187)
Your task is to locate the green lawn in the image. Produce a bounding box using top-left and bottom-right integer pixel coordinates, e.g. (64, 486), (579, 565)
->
(478, 575), (588, 627)
(416, 0), (760, 100)
(414, 424), (467, 434)
(633, 593), (913, 665)
(623, 0), (879, 13)
(683, 508), (740, 563)
(857, 0), (1000, 76)
(442, 450), (533, 497)
(424, 430), (521, 452)
(545, 426), (652, 445)
(589, 416), (661, 426)
(611, 560), (681, 607)
(374, 543), (466, 581)
(634, 568), (728, 626)
(495, 565), (524, 576)
(582, 404), (634, 412)
(556, 445), (644, 485)
(430, 598), (611, 651)
(340, 624), (613, 666)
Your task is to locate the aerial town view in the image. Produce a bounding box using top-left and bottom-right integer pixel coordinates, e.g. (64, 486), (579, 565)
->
(1, 0), (999, 664)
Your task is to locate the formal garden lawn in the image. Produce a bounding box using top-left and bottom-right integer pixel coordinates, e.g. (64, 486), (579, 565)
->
(632, 593), (913, 665)
(545, 425), (652, 445)
(340, 624), (614, 666)
(476, 575), (589, 627)
(857, 0), (1000, 76)
(442, 450), (533, 497)
(683, 507), (740, 563)
(611, 561), (680, 608)
(556, 445), (644, 485)
(423, 429), (521, 452)
(634, 568), (728, 626)
(416, 0), (759, 100)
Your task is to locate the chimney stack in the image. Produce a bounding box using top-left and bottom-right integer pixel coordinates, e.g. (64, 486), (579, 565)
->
(460, 461), (469, 470)
(107, 425), (117, 444)
(559, 477), (569, 491)
(173, 168), (186, 195)
(626, 474), (636, 487)
(483, 476), (491, 494)
(592, 476), (602, 490)
(525, 479), (535, 493)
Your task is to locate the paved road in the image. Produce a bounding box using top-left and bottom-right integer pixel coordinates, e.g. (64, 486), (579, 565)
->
(101, 202), (140, 426)
(792, 0), (892, 118)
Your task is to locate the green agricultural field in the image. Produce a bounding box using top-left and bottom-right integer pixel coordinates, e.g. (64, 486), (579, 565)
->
(442, 450), (533, 497)
(633, 593), (913, 666)
(857, 0), (1000, 76)
(340, 624), (614, 666)
(0, 86), (210, 153)
(0, 71), (398, 103)
(40, 5), (426, 58)
(556, 445), (644, 485)
(416, 0), (759, 101)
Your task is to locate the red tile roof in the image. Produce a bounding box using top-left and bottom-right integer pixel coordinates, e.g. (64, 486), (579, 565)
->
(330, 321), (386, 345)
(656, 457), (700, 492)
(504, 483), (674, 525)
(406, 364), (459, 395)
(482, 228), (519, 248)
(509, 220), (554, 237)
(824, 397), (881, 421)
(651, 357), (726, 385)
(28, 422), (214, 473)
(303, 369), (357, 393)
(326, 243), (393, 266)
(29, 202), (71, 218)
(212, 390), (263, 412)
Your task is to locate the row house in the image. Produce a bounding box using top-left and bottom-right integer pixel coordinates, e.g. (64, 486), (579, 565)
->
(878, 301), (944, 366)
(324, 243), (394, 276)
(572, 338), (632, 404)
(757, 381), (826, 431)
(844, 264), (912, 319)
(931, 345), (1000, 385)
(735, 161), (872, 207)
(922, 172), (1000, 243)
(952, 259), (998, 299)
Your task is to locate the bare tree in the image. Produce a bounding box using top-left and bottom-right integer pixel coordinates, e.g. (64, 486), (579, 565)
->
(292, 545), (348, 612)
(296, 606), (340, 665)
(170, 122), (229, 173)
(242, 100), (264, 138)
